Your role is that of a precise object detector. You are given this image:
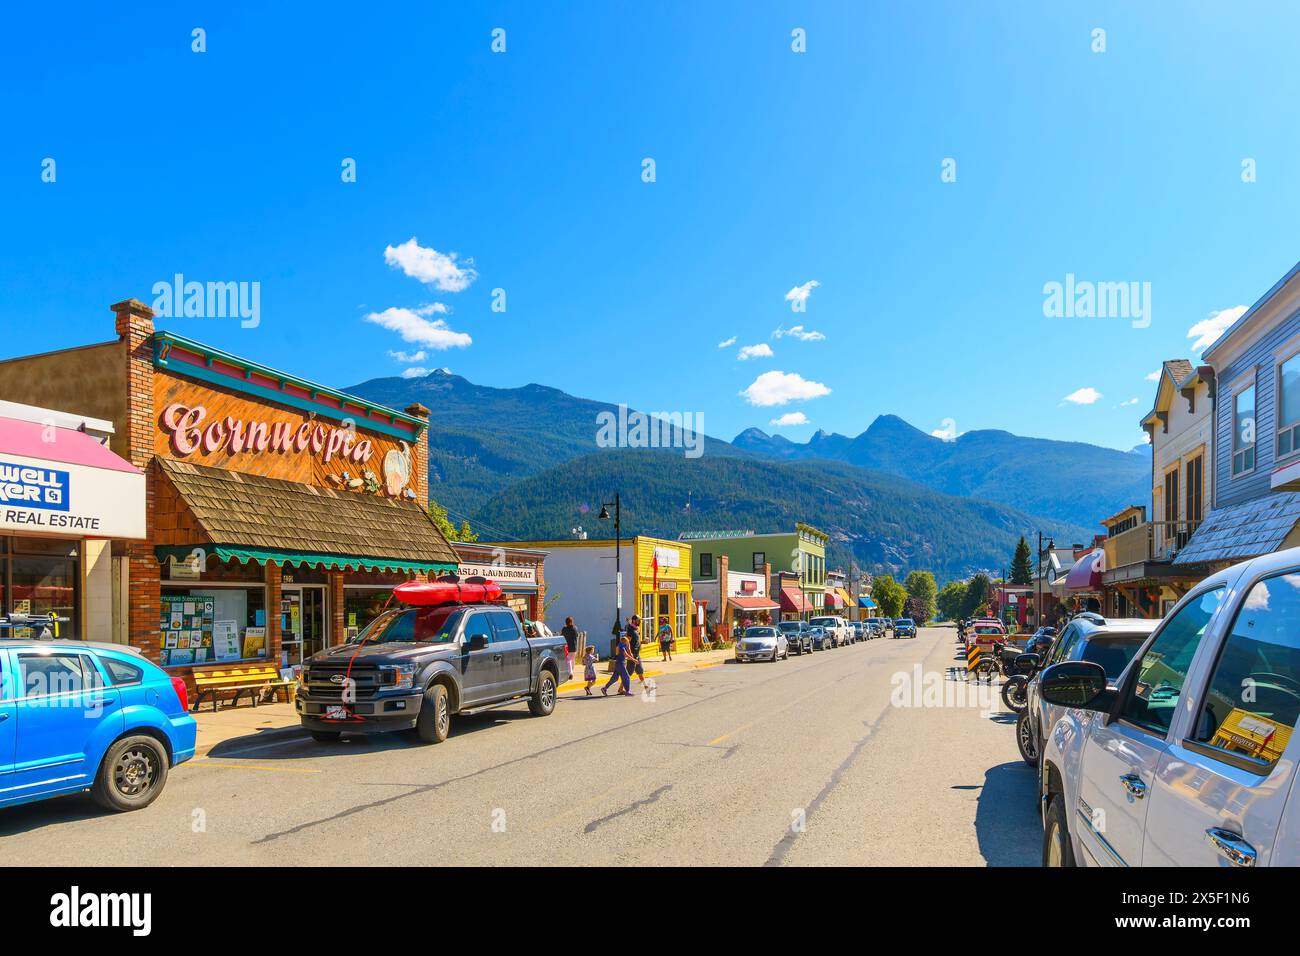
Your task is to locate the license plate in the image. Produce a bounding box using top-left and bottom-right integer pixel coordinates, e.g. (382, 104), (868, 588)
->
(323, 706), (350, 721)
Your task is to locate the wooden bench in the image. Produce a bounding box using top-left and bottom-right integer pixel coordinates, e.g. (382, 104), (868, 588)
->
(191, 663), (293, 713)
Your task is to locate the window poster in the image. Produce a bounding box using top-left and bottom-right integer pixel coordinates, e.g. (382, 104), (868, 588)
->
(159, 595), (215, 667)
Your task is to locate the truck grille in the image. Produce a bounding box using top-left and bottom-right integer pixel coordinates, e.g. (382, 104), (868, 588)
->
(303, 663), (383, 702)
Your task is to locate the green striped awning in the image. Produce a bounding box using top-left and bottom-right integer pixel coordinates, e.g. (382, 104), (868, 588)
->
(156, 544), (457, 575)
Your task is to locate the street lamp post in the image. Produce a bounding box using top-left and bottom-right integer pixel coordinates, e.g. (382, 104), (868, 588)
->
(598, 494), (622, 637)
(1036, 532), (1055, 629)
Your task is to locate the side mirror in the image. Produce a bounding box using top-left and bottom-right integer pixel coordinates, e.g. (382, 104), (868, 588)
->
(1039, 661), (1108, 709)
(1014, 653), (1040, 669)
(466, 633), (491, 651)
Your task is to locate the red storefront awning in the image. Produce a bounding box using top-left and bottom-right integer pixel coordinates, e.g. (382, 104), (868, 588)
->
(729, 595), (780, 612)
(1065, 549), (1104, 591)
(779, 587), (812, 613)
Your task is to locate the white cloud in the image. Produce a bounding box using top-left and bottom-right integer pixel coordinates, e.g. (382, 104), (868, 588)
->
(784, 280), (820, 305)
(1062, 387), (1103, 405)
(717, 336), (737, 349)
(1120, 397), (1140, 407)
(1145, 370), (1161, 382)
(384, 237), (478, 292)
(400, 367), (430, 379)
(1187, 304), (1247, 353)
(770, 412), (810, 427)
(364, 305), (472, 350)
(738, 343), (774, 360)
(740, 370), (831, 407)
(388, 349), (427, 363)
(772, 324), (826, 342)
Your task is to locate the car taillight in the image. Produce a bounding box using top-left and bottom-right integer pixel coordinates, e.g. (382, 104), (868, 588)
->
(170, 676), (190, 713)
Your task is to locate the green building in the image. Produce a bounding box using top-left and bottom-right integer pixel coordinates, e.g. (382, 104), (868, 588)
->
(681, 524), (828, 621)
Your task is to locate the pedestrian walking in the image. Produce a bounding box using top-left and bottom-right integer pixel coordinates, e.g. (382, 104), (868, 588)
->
(561, 616), (579, 654)
(657, 616), (674, 661)
(602, 631), (632, 696)
(582, 643), (598, 696)
(624, 614), (647, 688)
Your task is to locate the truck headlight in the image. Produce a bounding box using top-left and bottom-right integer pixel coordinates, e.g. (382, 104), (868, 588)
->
(380, 664), (416, 690)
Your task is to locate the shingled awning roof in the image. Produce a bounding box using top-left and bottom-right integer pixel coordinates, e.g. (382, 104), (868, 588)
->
(1174, 492), (1300, 566)
(154, 458), (458, 573)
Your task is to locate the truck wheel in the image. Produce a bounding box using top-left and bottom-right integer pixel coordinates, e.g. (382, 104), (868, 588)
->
(1042, 793), (1076, 867)
(310, 730), (341, 743)
(91, 735), (170, 813)
(415, 683), (451, 743)
(529, 669), (558, 716)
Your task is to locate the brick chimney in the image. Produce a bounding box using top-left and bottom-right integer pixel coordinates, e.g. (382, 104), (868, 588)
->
(112, 298), (156, 469)
(405, 403), (431, 506)
(111, 298), (160, 664)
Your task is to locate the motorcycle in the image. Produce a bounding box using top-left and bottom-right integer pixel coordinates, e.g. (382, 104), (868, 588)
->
(1000, 651), (1042, 714)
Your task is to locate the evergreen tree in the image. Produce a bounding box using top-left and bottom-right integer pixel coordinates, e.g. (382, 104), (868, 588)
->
(1010, 535), (1034, 585)
(904, 570), (938, 622)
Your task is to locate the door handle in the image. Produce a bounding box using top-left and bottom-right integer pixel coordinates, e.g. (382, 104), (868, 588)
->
(1119, 773), (1147, 798)
(90, 697), (115, 707)
(0, 713), (8, 722)
(1205, 828), (1257, 867)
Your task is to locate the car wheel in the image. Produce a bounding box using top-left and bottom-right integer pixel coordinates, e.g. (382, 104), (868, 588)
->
(1042, 793), (1076, 867)
(310, 730), (342, 743)
(415, 683), (452, 743)
(529, 669), (558, 716)
(1016, 711), (1038, 767)
(91, 735), (170, 813)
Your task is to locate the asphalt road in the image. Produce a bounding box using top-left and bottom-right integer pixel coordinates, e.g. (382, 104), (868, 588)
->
(0, 626), (1043, 866)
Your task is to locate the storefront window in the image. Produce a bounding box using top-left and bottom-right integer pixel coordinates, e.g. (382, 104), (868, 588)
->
(344, 588), (396, 639)
(160, 585), (266, 667)
(5, 537), (80, 639)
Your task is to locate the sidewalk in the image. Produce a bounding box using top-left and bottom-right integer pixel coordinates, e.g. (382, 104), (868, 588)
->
(191, 647), (735, 757)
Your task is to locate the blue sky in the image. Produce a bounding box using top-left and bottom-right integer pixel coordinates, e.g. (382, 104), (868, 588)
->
(4, 1), (1299, 451)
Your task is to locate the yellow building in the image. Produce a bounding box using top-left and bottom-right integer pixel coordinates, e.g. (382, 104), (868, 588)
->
(481, 535), (695, 654)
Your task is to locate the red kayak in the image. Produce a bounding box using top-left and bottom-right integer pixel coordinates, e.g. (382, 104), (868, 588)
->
(394, 578), (504, 606)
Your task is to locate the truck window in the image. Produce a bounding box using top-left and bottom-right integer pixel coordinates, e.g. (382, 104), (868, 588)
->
(488, 610), (522, 643)
(1121, 587), (1225, 736)
(355, 607), (464, 644)
(1191, 572), (1300, 769)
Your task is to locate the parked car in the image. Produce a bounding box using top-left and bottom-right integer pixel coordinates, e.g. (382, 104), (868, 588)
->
(1038, 546), (1300, 866)
(0, 631), (196, 813)
(736, 625), (788, 663)
(866, 617), (888, 637)
(778, 620), (813, 655)
(808, 625), (833, 651)
(893, 618), (917, 638)
(296, 579), (570, 744)
(809, 616), (850, 647)
(1018, 616), (1155, 766)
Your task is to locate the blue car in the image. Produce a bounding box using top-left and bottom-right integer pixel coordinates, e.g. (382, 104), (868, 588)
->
(0, 637), (196, 812)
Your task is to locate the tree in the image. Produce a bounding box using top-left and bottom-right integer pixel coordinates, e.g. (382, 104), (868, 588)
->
(961, 573), (992, 618)
(904, 595), (931, 624)
(429, 499), (477, 543)
(904, 570), (938, 623)
(871, 574), (907, 618)
(1010, 536), (1033, 585)
(937, 580), (967, 620)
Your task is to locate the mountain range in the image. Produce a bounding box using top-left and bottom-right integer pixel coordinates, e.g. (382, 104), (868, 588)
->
(346, 369), (1149, 581)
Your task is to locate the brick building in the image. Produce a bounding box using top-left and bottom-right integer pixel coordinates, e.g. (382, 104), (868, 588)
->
(0, 299), (459, 688)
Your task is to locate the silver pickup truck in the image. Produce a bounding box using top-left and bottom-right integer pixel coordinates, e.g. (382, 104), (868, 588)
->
(296, 601), (570, 744)
(1037, 546), (1300, 867)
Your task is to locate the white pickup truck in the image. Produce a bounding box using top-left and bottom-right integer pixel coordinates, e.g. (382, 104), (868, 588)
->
(1037, 546), (1300, 867)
